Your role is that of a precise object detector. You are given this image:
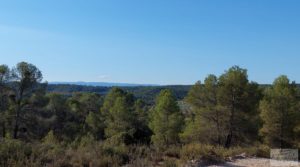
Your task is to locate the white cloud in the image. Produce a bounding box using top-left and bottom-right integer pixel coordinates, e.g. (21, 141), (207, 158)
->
(97, 75), (109, 80)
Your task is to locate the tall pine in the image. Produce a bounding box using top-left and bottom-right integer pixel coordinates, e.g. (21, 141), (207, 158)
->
(260, 75), (299, 148)
(102, 88), (137, 144)
(149, 89), (184, 148)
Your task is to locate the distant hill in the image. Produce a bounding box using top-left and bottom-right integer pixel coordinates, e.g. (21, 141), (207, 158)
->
(49, 81), (158, 87)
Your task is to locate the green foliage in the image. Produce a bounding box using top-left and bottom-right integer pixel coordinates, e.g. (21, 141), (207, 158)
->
(180, 143), (270, 164)
(149, 89), (184, 149)
(0, 65), (11, 139)
(182, 67), (262, 147)
(126, 145), (153, 166)
(52, 92), (105, 141)
(260, 75), (299, 148)
(47, 84), (191, 105)
(103, 88), (137, 144)
(180, 143), (224, 164)
(0, 65), (10, 85)
(85, 111), (105, 139)
(218, 66), (261, 147)
(182, 75), (226, 144)
(162, 158), (178, 167)
(133, 99), (152, 143)
(0, 139), (32, 167)
(5, 62), (45, 139)
(0, 62), (299, 166)
(42, 130), (58, 145)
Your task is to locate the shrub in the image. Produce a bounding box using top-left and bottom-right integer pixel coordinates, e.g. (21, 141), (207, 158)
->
(164, 145), (181, 158)
(181, 143), (271, 165)
(163, 158), (178, 167)
(180, 143), (224, 164)
(126, 145), (153, 167)
(0, 139), (32, 167)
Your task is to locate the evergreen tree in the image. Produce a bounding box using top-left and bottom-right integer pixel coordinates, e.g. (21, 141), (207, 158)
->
(149, 89), (184, 148)
(9, 62), (43, 139)
(102, 88), (137, 144)
(46, 93), (74, 141)
(133, 99), (152, 143)
(0, 65), (10, 138)
(218, 66), (260, 148)
(183, 67), (261, 147)
(260, 75), (299, 148)
(67, 92), (104, 139)
(182, 75), (226, 145)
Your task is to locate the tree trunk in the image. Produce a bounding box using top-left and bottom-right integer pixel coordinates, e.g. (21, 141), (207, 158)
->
(216, 109), (221, 145)
(2, 122), (5, 138)
(225, 129), (232, 148)
(13, 87), (23, 139)
(13, 110), (19, 139)
(225, 92), (235, 148)
(13, 102), (21, 139)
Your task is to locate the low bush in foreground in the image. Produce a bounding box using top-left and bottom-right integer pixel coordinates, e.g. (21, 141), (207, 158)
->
(0, 137), (272, 167)
(180, 143), (271, 165)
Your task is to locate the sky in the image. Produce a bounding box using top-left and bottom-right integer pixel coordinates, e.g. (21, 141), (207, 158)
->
(0, 0), (299, 85)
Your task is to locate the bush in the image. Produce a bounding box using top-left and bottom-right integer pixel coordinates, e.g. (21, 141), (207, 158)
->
(0, 139), (33, 167)
(0, 137), (137, 167)
(180, 143), (224, 164)
(163, 158), (178, 167)
(164, 145), (181, 158)
(126, 145), (153, 167)
(60, 138), (130, 167)
(180, 143), (271, 165)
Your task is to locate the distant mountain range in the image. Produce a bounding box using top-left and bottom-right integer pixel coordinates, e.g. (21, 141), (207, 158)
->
(49, 81), (159, 87)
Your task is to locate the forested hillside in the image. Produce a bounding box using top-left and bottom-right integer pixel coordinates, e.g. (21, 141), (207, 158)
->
(0, 62), (300, 167)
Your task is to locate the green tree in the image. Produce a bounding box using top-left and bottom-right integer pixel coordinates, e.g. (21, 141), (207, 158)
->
(260, 75), (299, 148)
(85, 111), (105, 140)
(182, 75), (226, 145)
(133, 99), (152, 143)
(149, 89), (184, 148)
(102, 88), (137, 144)
(67, 92), (104, 139)
(0, 65), (10, 138)
(46, 93), (74, 141)
(218, 66), (260, 148)
(182, 68), (261, 147)
(24, 85), (48, 139)
(9, 62), (43, 139)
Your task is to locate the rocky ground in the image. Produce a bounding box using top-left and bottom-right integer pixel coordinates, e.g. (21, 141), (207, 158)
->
(206, 158), (299, 167)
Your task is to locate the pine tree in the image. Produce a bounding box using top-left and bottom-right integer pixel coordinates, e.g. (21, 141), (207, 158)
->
(0, 65), (10, 138)
(260, 75), (299, 148)
(218, 66), (260, 147)
(182, 67), (261, 147)
(102, 88), (137, 144)
(149, 89), (184, 148)
(182, 75), (226, 145)
(9, 62), (43, 139)
(133, 99), (152, 143)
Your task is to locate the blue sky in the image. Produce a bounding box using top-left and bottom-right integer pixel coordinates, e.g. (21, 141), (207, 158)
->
(0, 0), (299, 85)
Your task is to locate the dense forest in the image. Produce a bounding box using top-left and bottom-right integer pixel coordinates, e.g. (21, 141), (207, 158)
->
(0, 62), (300, 167)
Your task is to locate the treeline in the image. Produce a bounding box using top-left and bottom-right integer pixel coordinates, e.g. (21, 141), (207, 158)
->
(0, 62), (299, 167)
(47, 84), (191, 104)
(47, 82), (300, 106)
